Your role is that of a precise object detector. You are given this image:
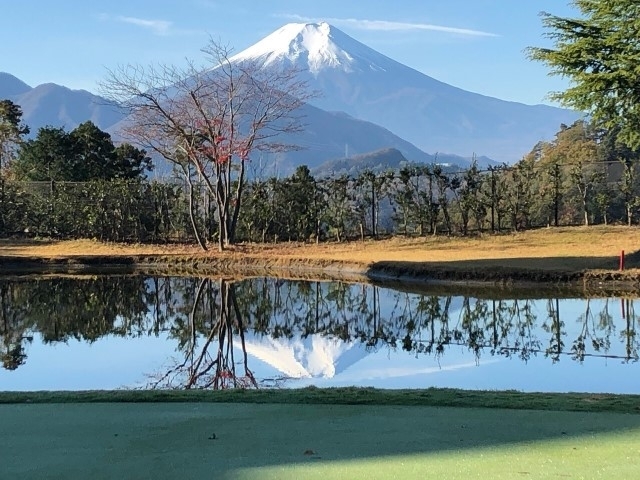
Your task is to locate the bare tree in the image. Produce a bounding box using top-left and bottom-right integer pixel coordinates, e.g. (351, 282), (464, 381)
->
(101, 39), (312, 251)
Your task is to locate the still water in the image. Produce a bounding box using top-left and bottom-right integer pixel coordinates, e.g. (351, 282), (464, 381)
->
(0, 276), (637, 393)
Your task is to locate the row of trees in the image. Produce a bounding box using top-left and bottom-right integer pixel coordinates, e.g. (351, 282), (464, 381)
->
(1, 107), (151, 182)
(235, 127), (640, 241)
(2, 122), (640, 243)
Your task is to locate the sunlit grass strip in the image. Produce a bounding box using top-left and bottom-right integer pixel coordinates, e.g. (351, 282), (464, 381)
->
(1, 387), (639, 413)
(234, 431), (640, 480)
(3, 226), (640, 285)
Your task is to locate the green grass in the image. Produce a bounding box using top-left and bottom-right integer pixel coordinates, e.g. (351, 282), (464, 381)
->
(1, 402), (639, 480)
(2, 387), (640, 414)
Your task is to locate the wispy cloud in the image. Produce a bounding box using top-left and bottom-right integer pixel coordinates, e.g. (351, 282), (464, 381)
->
(275, 14), (498, 37)
(98, 14), (202, 37)
(116, 16), (173, 35)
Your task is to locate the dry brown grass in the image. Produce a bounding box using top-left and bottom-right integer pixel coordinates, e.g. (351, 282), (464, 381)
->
(1, 226), (639, 279)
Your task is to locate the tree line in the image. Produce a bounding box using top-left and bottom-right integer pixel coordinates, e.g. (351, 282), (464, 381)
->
(2, 118), (640, 243)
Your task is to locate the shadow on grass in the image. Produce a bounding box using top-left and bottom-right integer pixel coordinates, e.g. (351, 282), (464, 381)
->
(0, 238), (57, 248)
(367, 253), (640, 284)
(1, 402), (638, 480)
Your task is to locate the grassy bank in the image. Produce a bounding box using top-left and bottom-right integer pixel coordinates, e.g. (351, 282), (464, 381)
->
(2, 226), (640, 286)
(2, 387), (640, 415)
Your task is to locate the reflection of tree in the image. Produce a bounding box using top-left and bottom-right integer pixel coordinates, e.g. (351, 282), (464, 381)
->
(543, 299), (564, 362)
(0, 276), (154, 370)
(150, 279), (257, 389)
(621, 299), (639, 362)
(571, 299), (615, 362)
(19, 276), (150, 343)
(0, 283), (33, 370)
(2, 275), (639, 379)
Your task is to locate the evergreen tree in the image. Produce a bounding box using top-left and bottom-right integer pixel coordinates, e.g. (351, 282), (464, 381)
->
(12, 122), (151, 181)
(0, 100), (29, 173)
(527, 1), (640, 148)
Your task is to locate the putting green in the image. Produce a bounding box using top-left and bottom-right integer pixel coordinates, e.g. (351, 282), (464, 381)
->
(2, 403), (639, 479)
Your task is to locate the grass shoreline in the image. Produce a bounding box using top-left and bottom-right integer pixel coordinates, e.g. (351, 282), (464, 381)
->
(2, 248), (640, 293)
(2, 226), (640, 289)
(2, 388), (639, 414)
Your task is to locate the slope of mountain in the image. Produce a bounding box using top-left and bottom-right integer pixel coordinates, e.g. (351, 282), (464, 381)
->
(264, 106), (434, 176)
(0, 72), (31, 97)
(312, 147), (410, 177)
(232, 22), (581, 163)
(0, 73), (125, 133)
(244, 332), (369, 380)
(112, 101), (443, 178)
(311, 147), (498, 178)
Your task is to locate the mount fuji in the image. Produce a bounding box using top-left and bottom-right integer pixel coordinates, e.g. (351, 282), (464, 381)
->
(232, 22), (581, 163)
(243, 332), (369, 382)
(1, 22), (581, 173)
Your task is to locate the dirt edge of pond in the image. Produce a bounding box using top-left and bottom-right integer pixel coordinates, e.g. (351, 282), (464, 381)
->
(2, 254), (640, 293)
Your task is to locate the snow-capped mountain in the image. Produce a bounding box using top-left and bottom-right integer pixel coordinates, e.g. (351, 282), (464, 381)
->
(232, 22), (388, 75)
(232, 22), (581, 163)
(1, 22), (577, 171)
(244, 332), (369, 380)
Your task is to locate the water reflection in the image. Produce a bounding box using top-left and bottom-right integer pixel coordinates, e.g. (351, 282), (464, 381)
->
(0, 276), (638, 392)
(149, 279), (258, 389)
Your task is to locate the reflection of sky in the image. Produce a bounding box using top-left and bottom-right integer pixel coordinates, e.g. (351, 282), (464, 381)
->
(0, 334), (176, 391)
(279, 346), (639, 394)
(2, 326), (638, 394)
(1, 290), (639, 393)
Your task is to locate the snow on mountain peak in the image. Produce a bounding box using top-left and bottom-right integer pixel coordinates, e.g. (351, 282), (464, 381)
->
(232, 22), (388, 74)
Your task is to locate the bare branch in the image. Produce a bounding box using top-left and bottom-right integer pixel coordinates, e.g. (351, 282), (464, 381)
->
(100, 37), (314, 250)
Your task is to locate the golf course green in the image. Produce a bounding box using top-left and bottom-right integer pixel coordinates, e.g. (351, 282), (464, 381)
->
(2, 401), (639, 479)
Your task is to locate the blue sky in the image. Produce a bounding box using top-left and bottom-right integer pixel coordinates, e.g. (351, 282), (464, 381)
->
(0, 1), (578, 106)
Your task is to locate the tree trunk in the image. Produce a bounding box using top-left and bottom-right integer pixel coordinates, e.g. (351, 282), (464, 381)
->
(228, 158), (247, 245)
(186, 178), (207, 251)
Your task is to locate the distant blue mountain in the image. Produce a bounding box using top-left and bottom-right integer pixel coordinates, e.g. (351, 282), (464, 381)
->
(0, 72), (124, 133)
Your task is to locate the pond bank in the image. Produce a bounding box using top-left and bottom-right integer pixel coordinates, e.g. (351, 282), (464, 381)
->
(2, 227), (640, 291)
(2, 388), (640, 414)
(1, 252), (640, 294)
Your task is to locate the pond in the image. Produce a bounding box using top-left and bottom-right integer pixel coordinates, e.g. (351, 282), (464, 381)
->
(0, 275), (638, 393)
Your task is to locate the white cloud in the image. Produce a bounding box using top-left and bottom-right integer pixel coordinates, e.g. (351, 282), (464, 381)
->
(97, 14), (202, 37)
(275, 14), (498, 38)
(117, 16), (173, 36)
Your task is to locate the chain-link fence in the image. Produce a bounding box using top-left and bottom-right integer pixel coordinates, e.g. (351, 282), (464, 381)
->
(0, 159), (636, 244)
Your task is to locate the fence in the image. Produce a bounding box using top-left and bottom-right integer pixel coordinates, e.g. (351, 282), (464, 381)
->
(0, 159), (636, 244)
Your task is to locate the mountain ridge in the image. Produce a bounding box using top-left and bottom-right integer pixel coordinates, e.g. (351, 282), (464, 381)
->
(0, 74), (124, 133)
(0, 22), (577, 173)
(231, 22), (581, 163)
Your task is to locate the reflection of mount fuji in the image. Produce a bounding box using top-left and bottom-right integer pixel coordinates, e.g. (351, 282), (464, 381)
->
(244, 333), (370, 379)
